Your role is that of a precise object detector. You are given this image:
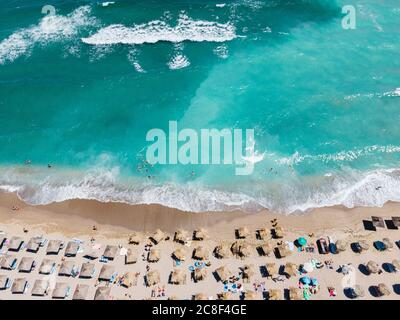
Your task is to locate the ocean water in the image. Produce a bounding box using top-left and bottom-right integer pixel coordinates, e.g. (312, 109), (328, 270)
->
(0, 0), (399, 213)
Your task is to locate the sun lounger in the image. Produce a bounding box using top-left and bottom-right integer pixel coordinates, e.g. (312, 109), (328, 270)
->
(11, 278), (28, 294)
(18, 257), (35, 273)
(31, 280), (49, 296)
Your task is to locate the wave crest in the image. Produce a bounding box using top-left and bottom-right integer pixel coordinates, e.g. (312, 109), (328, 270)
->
(81, 13), (237, 45)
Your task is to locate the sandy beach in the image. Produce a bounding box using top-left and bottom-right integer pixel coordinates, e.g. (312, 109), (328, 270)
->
(0, 191), (399, 300)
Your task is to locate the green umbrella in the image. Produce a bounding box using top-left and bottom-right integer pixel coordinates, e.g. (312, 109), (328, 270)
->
(298, 237), (307, 246)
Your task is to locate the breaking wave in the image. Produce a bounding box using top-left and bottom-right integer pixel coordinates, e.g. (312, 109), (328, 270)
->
(0, 6), (98, 64)
(2, 165), (400, 214)
(81, 13), (237, 45)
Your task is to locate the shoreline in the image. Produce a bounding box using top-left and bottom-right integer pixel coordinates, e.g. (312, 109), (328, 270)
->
(2, 190), (400, 236)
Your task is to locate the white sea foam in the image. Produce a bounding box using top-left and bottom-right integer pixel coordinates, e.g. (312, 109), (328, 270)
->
(2, 165), (400, 214)
(0, 6), (98, 65)
(81, 13), (237, 45)
(168, 54), (190, 70)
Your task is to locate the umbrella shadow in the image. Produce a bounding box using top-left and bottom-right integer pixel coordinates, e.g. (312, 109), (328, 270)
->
(393, 284), (400, 295)
(358, 264), (370, 276)
(362, 220), (376, 231)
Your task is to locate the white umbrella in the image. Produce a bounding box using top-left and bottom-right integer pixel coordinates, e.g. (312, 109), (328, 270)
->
(302, 262), (314, 273)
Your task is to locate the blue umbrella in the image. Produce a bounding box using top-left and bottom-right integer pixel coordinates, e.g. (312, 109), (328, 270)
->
(297, 237), (307, 246)
(311, 278), (318, 286)
(300, 276), (311, 285)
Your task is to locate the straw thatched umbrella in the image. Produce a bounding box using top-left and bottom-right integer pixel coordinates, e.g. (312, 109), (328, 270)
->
(382, 238), (394, 250)
(193, 228), (208, 241)
(172, 247), (187, 261)
(236, 227), (250, 239)
(366, 260), (380, 274)
(268, 289), (282, 300)
(215, 266), (232, 282)
(276, 243), (291, 258)
(169, 269), (187, 285)
(243, 290), (257, 300)
(174, 230), (189, 244)
(392, 259), (400, 271)
(284, 262), (298, 277)
(359, 240), (370, 251)
(146, 270), (160, 287)
(214, 244), (231, 259)
(273, 226), (285, 238)
(121, 272), (139, 288)
(265, 262), (278, 277)
(336, 240), (347, 252)
(193, 293), (208, 300)
(289, 287), (303, 300)
(257, 241), (273, 256)
(128, 232), (142, 245)
(353, 285), (365, 298)
(377, 283), (391, 296)
(150, 229), (165, 245)
(148, 249), (160, 263)
(231, 241), (252, 259)
(241, 264), (255, 283)
(193, 268), (207, 282)
(257, 228), (269, 240)
(218, 292), (232, 300)
(193, 246), (209, 260)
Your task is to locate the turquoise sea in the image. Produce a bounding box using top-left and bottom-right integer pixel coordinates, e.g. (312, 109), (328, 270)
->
(0, 0), (399, 213)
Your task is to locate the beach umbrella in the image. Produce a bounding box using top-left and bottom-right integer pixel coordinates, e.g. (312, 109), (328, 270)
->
(219, 292), (232, 300)
(214, 244), (231, 259)
(172, 248), (187, 261)
(169, 269), (187, 285)
(284, 262), (298, 277)
(336, 240), (347, 252)
(297, 237), (307, 246)
(236, 227), (250, 239)
(377, 283), (391, 296)
(302, 262), (314, 273)
(359, 240), (370, 251)
(128, 232), (142, 245)
(215, 266), (232, 283)
(243, 290), (257, 300)
(193, 293), (208, 300)
(265, 263), (278, 277)
(289, 287), (303, 300)
(366, 261), (380, 274)
(353, 285), (365, 298)
(300, 276), (311, 285)
(392, 259), (400, 271)
(192, 246), (208, 260)
(174, 230), (189, 244)
(268, 289), (282, 300)
(311, 278), (318, 286)
(241, 264), (255, 282)
(257, 228), (269, 240)
(193, 268), (207, 282)
(341, 265), (350, 275)
(258, 241), (273, 256)
(382, 238), (394, 250)
(193, 229), (208, 241)
(273, 226), (285, 239)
